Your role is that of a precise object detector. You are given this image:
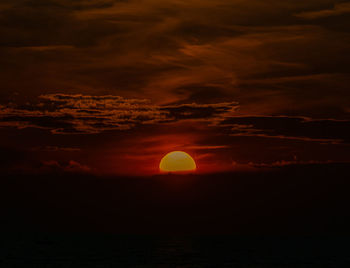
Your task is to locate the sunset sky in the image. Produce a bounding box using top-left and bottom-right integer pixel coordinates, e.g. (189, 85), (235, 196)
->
(1, 0), (350, 176)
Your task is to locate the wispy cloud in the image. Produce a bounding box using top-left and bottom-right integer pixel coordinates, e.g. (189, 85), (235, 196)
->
(41, 160), (91, 173)
(30, 146), (81, 152)
(251, 159), (350, 168)
(295, 2), (350, 19)
(220, 116), (350, 144)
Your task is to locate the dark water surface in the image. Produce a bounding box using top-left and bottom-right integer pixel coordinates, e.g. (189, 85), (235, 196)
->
(1, 234), (349, 267)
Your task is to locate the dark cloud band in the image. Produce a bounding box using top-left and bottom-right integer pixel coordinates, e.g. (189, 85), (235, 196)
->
(0, 94), (238, 134)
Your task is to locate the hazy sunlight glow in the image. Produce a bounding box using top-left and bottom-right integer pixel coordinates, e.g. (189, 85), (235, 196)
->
(159, 151), (196, 173)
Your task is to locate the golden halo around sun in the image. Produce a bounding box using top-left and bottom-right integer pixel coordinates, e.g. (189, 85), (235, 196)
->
(159, 151), (196, 173)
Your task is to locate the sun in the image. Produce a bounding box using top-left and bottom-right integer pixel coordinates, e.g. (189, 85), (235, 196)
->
(159, 151), (197, 173)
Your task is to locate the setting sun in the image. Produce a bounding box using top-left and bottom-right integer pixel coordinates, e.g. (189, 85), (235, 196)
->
(159, 151), (197, 173)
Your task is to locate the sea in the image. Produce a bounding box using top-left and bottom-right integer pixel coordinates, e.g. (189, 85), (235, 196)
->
(1, 234), (349, 267)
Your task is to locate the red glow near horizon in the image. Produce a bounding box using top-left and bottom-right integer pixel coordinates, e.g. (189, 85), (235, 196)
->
(91, 132), (234, 176)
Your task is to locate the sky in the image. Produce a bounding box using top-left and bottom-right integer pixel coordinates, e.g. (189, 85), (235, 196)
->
(0, 0), (350, 175)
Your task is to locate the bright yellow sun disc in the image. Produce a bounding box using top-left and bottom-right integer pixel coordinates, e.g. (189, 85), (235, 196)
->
(159, 151), (196, 173)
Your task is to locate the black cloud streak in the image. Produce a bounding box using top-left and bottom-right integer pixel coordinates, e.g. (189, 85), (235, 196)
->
(220, 116), (350, 144)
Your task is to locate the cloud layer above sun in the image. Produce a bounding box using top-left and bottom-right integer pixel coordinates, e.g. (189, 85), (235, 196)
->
(0, 94), (238, 134)
(0, 0), (349, 118)
(1, 93), (349, 146)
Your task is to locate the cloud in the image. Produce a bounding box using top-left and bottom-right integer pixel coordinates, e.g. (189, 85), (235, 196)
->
(41, 160), (91, 173)
(219, 116), (350, 144)
(1, 0), (349, 119)
(17, 45), (75, 51)
(30, 146), (81, 152)
(185, 145), (229, 150)
(1, 94), (348, 146)
(295, 2), (350, 19)
(0, 94), (238, 134)
(250, 159), (350, 168)
(64, 160), (91, 173)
